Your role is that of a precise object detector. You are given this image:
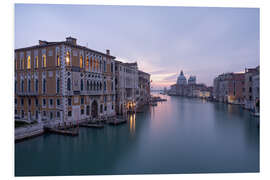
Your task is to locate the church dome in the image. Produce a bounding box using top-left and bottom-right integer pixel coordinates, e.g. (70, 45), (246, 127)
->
(177, 70), (187, 85)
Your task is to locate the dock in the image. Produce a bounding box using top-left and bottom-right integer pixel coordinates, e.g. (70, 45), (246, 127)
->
(80, 123), (104, 128)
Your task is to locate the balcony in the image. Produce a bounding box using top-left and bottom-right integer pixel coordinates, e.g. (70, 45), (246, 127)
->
(16, 91), (39, 96)
(66, 90), (103, 96)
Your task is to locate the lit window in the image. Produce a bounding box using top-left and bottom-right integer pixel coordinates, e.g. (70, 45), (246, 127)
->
(27, 56), (31, 69)
(86, 57), (89, 70)
(42, 55), (46, 68)
(90, 57), (93, 71)
(66, 51), (70, 66)
(35, 56), (38, 68)
(57, 54), (60, 66)
(80, 56), (83, 68)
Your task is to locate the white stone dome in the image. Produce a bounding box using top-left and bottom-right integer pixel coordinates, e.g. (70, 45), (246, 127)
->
(177, 70), (187, 85)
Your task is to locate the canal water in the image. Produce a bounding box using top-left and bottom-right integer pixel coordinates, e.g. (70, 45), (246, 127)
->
(15, 94), (259, 176)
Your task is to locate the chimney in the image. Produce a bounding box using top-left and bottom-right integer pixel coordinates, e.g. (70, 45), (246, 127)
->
(106, 49), (110, 55)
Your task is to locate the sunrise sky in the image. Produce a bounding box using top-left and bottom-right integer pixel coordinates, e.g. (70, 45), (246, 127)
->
(15, 4), (259, 90)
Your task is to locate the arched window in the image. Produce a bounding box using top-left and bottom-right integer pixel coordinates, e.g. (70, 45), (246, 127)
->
(90, 81), (93, 90)
(28, 79), (31, 92)
(104, 81), (106, 91)
(66, 51), (70, 66)
(57, 54), (60, 67)
(21, 59), (24, 69)
(90, 57), (92, 71)
(80, 56), (83, 68)
(100, 82), (102, 90)
(35, 79), (38, 92)
(42, 55), (46, 68)
(86, 57), (89, 70)
(15, 80), (17, 93)
(42, 79), (46, 93)
(21, 80), (24, 92)
(67, 78), (71, 91)
(80, 79), (84, 91)
(27, 56), (31, 69)
(87, 80), (89, 91)
(35, 56), (38, 68)
(93, 82), (96, 91)
(56, 78), (60, 93)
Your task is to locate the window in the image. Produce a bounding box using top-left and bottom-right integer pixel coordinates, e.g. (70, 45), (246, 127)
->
(80, 56), (83, 68)
(27, 56), (31, 69)
(87, 81), (89, 91)
(35, 79), (38, 92)
(68, 111), (72, 117)
(104, 96), (107, 103)
(50, 99), (53, 106)
(21, 59), (24, 69)
(42, 54), (46, 68)
(21, 110), (24, 118)
(81, 109), (84, 115)
(50, 112), (53, 119)
(43, 98), (46, 106)
(43, 111), (46, 117)
(81, 97), (84, 104)
(57, 99), (60, 106)
(86, 106), (90, 115)
(57, 111), (60, 118)
(86, 57), (89, 70)
(100, 104), (103, 113)
(66, 51), (70, 66)
(249, 87), (252, 93)
(111, 62), (113, 73)
(21, 80), (24, 92)
(57, 54), (60, 66)
(81, 79), (84, 91)
(21, 98), (24, 106)
(28, 79), (31, 92)
(104, 106), (107, 111)
(28, 98), (31, 106)
(104, 81), (106, 91)
(15, 98), (17, 105)
(42, 79), (46, 93)
(90, 57), (93, 71)
(112, 105), (114, 110)
(35, 98), (38, 106)
(67, 78), (71, 91)
(15, 80), (17, 93)
(56, 78), (60, 93)
(104, 61), (106, 72)
(36, 111), (38, 119)
(35, 56), (38, 68)
(68, 98), (72, 106)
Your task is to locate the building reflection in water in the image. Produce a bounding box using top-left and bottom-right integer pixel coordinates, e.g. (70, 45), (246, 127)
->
(129, 114), (136, 135)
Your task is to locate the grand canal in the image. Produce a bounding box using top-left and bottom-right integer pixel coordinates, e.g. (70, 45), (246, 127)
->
(15, 94), (259, 176)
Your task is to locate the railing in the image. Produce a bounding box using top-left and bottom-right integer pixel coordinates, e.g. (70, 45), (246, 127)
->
(16, 91), (39, 96)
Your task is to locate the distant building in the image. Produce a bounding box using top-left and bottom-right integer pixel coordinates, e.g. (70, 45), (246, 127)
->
(188, 76), (196, 85)
(244, 66), (259, 110)
(177, 70), (187, 85)
(213, 72), (245, 104)
(168, 70), (211, 98)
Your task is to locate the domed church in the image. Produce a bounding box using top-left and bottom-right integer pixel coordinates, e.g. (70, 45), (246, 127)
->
(177, 70), (187, 85)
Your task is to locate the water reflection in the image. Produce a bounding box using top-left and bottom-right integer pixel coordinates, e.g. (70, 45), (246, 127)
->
(15, 93), (259, 176)
(129, 114), (136, 135)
